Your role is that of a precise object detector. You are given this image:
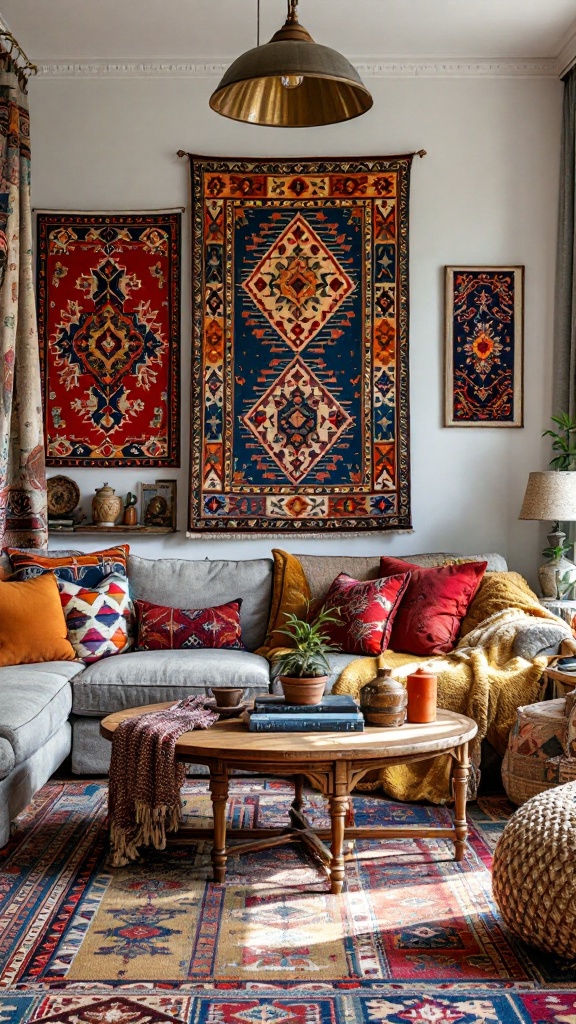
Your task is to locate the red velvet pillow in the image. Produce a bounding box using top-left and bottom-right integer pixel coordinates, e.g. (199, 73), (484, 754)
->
(317, 571), (411, 656)
(135, 598), (245, 651)
(379, 557), (487, 655)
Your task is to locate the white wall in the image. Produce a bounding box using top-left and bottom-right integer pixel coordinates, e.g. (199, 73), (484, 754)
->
(28, 71), (563, 586)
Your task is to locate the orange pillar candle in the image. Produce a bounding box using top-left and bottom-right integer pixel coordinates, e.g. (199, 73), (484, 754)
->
(406, 667), (437, 723)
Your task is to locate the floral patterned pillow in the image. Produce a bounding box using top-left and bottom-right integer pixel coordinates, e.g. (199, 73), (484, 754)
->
(317, 571), (411, 656)
(135, 598), (245, 651)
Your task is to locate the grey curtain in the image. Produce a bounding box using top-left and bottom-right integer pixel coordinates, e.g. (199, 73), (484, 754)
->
(553, 68), (576, 415)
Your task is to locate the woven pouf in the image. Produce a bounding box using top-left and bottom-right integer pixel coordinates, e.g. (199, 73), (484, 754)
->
(492, 781), (576, 958)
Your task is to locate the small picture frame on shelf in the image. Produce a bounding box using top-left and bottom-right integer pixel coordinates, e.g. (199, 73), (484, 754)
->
(139, 480), (177, 530)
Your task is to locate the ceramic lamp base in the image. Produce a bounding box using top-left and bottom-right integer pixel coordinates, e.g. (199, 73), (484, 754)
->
(538, 556), (576, 599)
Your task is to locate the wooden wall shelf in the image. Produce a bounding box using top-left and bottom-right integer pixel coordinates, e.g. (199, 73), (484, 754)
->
(49, 525), (177, 536)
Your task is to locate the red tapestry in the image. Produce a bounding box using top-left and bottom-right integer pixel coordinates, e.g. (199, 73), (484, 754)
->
(37, 212), (181, 466)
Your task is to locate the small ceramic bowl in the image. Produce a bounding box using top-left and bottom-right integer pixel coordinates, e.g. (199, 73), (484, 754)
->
(209, 687), (246, 708)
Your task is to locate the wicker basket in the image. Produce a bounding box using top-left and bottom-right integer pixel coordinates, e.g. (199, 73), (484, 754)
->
(502, 698), (568, 805)
(492, 782), (576, 959)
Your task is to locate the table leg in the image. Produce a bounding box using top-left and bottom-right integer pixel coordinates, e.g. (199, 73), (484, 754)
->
(209, 766), (229, 883)
(328, 795), (349, 894)
(293, 774), (305, 812)
(452, 741), (469, 862)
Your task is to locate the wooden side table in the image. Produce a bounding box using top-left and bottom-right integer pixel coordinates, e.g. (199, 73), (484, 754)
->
(543, 666), (576, 700)
(539, 598), (576, 633)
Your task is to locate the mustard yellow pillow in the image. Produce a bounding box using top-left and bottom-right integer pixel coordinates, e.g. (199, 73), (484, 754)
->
(460, 571), (540, 636)
(0, 573), (76, 666)
(259, 549), (311, 653)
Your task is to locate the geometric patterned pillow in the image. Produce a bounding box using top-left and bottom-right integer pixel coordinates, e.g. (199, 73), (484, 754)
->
(6, 544), (129, 589)
(58, 572), (133, 663)
(135, 598), (245, 651)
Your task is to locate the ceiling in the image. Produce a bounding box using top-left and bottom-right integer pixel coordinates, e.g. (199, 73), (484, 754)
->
(2, 0), (576, 74)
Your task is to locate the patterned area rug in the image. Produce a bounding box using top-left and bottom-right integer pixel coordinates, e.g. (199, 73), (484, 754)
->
(1, 779), (575, 1024)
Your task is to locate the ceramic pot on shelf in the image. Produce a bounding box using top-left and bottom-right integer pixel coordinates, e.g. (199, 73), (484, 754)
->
(279, 675), (328, 706)
(92, 483), (123, 527)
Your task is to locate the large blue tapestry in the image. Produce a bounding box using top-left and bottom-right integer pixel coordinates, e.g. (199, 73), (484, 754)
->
(188, 155), (413, 533)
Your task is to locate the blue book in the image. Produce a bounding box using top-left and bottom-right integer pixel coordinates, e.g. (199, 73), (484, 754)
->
(249, 712), (364, 733)
(254, 694), (358, 715)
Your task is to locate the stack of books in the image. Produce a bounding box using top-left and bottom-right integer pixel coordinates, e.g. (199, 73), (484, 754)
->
(48, 511), (85, 532)
(248, 693), (364, 732)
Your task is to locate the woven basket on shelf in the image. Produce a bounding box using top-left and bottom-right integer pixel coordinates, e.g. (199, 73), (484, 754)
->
(492, 782), (576, 959)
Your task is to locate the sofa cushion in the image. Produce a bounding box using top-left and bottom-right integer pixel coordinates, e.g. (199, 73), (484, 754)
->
(72, 649), (271, 715)
(128, 555), (273, 651)
(7, 544), (129, 588)
(262, 549), (508, 653)
(0, 737), (15, 780)
(379, 556), (487, 655)
(0, 574), (77, 666)
(0, 661), (83, 765)
(296, 551), (507, 600)
(135, 598), (244, 651)
(59, 573), (133, 662)
(319, 571), (411, 655)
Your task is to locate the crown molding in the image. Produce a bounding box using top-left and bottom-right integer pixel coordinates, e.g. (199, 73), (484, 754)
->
(34, 55), (559, 79)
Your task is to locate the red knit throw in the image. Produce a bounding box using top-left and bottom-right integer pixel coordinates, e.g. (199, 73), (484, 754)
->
(108, 696), (218, 866)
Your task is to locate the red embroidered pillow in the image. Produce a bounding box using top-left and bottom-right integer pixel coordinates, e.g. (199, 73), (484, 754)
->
(379, 557), (488, 656)
(135, 598), (245, 651)
(317, 571), (411, 656)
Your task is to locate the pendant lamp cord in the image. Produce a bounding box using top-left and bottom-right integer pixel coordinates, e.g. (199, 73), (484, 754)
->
(256, 0), (260, 46)
(287, 0), (299, 22)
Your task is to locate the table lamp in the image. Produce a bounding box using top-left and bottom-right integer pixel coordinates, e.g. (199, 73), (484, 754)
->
(519, 471), (576, 598)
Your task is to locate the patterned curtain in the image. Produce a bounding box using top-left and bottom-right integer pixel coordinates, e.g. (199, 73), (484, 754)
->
(0, 52), (47, 549)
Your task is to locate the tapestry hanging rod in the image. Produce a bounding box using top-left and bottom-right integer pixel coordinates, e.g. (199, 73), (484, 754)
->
(177, 149), (427, 159)
(0, 30), (37, 77)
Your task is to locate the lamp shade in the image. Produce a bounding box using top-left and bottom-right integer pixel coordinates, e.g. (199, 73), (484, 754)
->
(209, 3), (373, 127)
(519, 471), (576, 522)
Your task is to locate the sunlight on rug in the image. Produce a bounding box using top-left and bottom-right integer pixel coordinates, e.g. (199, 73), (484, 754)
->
(1, 779), (575, 1024)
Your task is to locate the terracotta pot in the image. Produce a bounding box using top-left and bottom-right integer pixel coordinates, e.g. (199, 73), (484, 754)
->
(122, 504), (138, 526)
(279, 675), (328, 706)
(406, 667), (437, 723)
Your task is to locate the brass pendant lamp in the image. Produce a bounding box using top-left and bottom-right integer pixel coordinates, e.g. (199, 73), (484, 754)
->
(209, 0), (373, 127)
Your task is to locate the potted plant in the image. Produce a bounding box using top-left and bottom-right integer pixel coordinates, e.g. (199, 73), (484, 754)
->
(272, 607), (341, 705)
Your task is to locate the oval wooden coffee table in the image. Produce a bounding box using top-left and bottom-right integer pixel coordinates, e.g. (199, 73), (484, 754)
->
(101, 704), (477, 895)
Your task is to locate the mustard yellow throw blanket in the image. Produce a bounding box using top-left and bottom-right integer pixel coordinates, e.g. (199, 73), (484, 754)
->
(263, 564), (576, 805)
(333, 602), (576, 804)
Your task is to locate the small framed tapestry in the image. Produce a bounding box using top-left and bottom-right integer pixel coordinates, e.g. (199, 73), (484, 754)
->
(187, 153), (413, 534)
(37, 211), (181, 466)
(445, 265), (524, 427)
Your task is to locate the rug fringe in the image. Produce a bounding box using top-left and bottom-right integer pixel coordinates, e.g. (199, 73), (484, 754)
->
(185, 529), (415, 540)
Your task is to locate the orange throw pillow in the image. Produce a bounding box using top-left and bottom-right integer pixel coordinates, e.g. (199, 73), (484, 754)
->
(0, 573), (76, 666)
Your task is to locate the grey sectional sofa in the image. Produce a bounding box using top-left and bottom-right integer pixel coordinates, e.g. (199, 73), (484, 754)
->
(2, 547), (556, 849)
